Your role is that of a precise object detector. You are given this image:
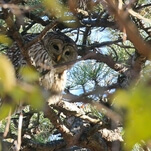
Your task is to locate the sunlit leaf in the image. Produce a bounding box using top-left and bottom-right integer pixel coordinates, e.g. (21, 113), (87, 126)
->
(0, 54), (16, 92)
(0, 34), (12, 46)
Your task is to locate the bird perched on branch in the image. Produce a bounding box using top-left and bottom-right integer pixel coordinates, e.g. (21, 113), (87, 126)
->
(7, 31), (77, 104)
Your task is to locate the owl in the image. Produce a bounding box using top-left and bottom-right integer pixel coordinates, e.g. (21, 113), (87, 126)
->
(7, 31), (77, 104)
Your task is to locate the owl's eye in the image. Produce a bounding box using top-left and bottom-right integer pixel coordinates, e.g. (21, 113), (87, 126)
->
(65, 51), (70, 56)
(53, 44), (59, 51)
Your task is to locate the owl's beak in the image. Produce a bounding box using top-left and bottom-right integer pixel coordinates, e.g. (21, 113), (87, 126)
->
(57, 55), (62, 62)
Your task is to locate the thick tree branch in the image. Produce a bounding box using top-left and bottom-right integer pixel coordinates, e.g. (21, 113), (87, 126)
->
(52, 101), (102, 125)
(44, 104), (73, 143)
(53, 52), (128, 74)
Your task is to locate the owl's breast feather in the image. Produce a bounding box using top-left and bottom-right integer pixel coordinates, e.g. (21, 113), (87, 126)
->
(47, 71), (66, 105)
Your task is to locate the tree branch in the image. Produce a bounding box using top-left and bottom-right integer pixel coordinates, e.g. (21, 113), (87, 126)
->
(52, 101), (102, 125)
(77, 39), (123, 52)
(44, 104), (73, 143)
(53, 52), (128, 74)
(104, 0), (151, 59)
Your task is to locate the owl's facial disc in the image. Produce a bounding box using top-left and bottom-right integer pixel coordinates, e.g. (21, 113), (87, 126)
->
(47, 39), (63, 62)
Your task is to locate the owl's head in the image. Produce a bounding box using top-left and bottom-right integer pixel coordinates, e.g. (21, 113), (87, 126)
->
(43, 32), (77, 66)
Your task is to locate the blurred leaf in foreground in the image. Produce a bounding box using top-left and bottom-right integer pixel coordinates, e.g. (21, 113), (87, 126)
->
(9, 83), (44, 110)
(0, 34), (12, 46)
(19, 66), (39, 83)
(115, 83), (151, 150)
(43, 0), (75, 26)
(0, 54), (16, 92)
(27, 86), (44, 110)
(0, 104), (13, 120)
(19, 66), (43, 109)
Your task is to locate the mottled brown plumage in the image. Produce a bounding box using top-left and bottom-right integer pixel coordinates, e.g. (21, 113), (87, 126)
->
(7, 32), (77, 104)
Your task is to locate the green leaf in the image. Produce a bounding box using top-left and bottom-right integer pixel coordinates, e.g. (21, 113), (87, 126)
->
(115, 90), (131, 108)
(19, 66), (39, 82)
(9, 86), (26, 103)
(9, 83), (44, 110)
(0, 34), (12, 46)
(115, 85), (151, 149)
(27, 86), (44, 110)
(0, 104), (13, 120)
(42, 0), (75, 25)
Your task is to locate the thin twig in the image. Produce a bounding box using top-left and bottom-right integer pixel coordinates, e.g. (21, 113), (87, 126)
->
(17, 112), (23, 151)
(75, 28), (80, 43)
(128, 8), (151, 25)
(77, 39), (123, 50)
(136, 3), (151, 10)
(3, 109), (12, 138)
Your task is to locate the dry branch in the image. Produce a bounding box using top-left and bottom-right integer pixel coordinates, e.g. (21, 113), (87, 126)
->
(100, 128), (123, 142)
(53, 101), (102, 124)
